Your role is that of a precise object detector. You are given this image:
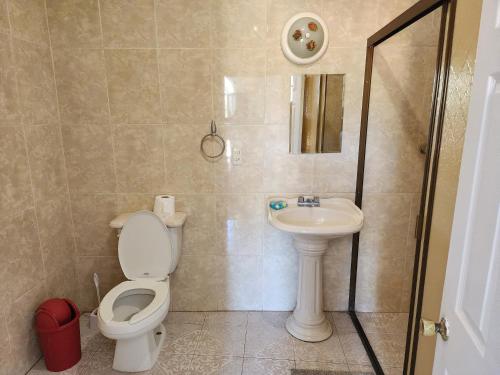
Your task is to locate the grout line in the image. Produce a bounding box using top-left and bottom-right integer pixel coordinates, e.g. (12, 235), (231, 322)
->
(96, 0), (119, 219)
(38, 46), (274, 50)
(62, 191), (357, 197)
(242, 311), (249, 359)
(7, 34), (48, 50)
(95, 0), (105, 50)
(42, 0), (80, 296)
(24, 357), (43, 374)
(152, 0), (164, 123)
(335, 320), (354, 367)
(22, 45), (377, 52)
(192, 311), (208, 355)
(208, 0), (217, 203)
(241, 354), (296, 361)
(5, 0), (48, 298)
(152, 0), (169, 195)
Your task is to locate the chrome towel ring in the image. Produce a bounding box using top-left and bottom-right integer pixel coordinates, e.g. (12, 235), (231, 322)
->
(200, 120), (225, 159)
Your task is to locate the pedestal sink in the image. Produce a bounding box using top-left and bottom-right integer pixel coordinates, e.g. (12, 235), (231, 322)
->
(268, 197), (364, 342)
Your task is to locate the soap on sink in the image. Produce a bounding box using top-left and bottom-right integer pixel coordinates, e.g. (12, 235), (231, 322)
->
(269, 200), (288, 210)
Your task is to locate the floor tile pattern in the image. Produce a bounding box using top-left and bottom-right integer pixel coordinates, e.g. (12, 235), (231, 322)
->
(27, 312), (381, 375)
(357, 312), (408, 375)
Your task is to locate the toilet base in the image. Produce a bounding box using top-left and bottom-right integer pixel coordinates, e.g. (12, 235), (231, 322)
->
(112, 323), (166, 372)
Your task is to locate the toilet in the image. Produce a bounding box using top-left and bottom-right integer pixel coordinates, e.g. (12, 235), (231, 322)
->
(98, 210), (186, 372)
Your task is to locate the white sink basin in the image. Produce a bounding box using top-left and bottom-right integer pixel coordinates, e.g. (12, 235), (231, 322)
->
(268, 198), (363, 238)
(267, 197), (363, 342)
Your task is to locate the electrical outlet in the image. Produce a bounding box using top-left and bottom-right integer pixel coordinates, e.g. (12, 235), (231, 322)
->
(232, 147), (242, 165)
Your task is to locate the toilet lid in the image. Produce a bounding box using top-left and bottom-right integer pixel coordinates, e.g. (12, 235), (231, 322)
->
(118, 211), (172, 281)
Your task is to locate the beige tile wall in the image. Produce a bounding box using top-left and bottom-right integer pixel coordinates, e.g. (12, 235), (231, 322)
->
(42, 0), (425, 314)
(0, 0), (435, 370)
(0, 0), (77, 373)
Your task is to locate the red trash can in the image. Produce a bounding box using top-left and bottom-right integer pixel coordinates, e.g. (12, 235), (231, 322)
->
(35, 298), (82, 372)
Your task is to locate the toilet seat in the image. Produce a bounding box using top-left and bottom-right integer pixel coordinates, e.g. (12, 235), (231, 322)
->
(99, 211), (173, 339)
(99, 279), (169, 325)
(118, 211), (173, 280)
(97, 211), (177, 372)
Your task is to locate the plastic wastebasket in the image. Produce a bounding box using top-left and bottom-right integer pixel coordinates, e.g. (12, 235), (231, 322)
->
(35, 298), (82, 372)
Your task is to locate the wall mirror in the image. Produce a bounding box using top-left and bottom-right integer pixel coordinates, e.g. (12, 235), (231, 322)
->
(289, 74), (345, 154)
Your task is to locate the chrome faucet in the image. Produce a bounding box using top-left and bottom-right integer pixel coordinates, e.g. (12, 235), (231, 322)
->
(297, 196), (320, 207)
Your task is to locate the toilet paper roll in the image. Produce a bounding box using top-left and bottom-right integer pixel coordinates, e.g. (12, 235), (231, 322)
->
(153, 195), (175, 220)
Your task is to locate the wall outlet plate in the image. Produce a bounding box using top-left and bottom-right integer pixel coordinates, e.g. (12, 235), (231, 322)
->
(232, 147), (242, 165)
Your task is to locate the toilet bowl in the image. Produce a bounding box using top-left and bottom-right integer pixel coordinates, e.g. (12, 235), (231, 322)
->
(98, 211), (184, 372)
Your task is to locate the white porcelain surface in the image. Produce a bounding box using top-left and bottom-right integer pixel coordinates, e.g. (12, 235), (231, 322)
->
(268, 197), (363, 238)
(98, 211), (185, 372)
(118, 211), (172, 281)
(110, 211), (188, 229)
(98, 280), (170, 372)
(110, 210), (187, 274)
(267, 197), (363, 342)
(98, 280), (169, 329)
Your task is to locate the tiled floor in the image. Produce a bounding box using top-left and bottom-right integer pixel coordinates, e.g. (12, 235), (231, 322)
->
(28, 311), (377, 375)
(357, 312), (409, 375)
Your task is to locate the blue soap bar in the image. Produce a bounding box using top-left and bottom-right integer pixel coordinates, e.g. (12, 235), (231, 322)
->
(269, 200), (288, 210)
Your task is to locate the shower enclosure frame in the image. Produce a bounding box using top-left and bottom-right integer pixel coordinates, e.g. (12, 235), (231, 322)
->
(347, 0), (457, 374)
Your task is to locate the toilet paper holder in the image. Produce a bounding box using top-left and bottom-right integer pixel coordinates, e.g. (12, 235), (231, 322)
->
(200, 120), (225, 159)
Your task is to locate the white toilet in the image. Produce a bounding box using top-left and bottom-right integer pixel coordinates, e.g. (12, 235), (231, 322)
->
(98, 210), (186, 372)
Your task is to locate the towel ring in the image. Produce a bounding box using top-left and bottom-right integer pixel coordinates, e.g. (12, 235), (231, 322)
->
(200, 120), (225, 159)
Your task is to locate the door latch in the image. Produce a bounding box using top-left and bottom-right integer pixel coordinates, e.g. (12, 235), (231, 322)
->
(421, 317), (450, 341)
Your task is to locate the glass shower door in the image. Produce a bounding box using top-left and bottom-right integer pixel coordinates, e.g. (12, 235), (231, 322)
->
(349, 2), (454, 374)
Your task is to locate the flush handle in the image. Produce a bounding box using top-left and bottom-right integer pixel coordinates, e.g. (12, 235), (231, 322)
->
(421, 317), (450, 341)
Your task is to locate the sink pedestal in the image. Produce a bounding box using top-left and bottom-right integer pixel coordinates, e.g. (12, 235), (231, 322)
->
(286, 236), (332, 342)
(267, 197), (364, 341)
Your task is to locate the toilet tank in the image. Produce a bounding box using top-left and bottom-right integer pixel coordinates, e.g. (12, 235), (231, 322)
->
(109, 212), (187, 274)
(166, 226), (182, 274)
